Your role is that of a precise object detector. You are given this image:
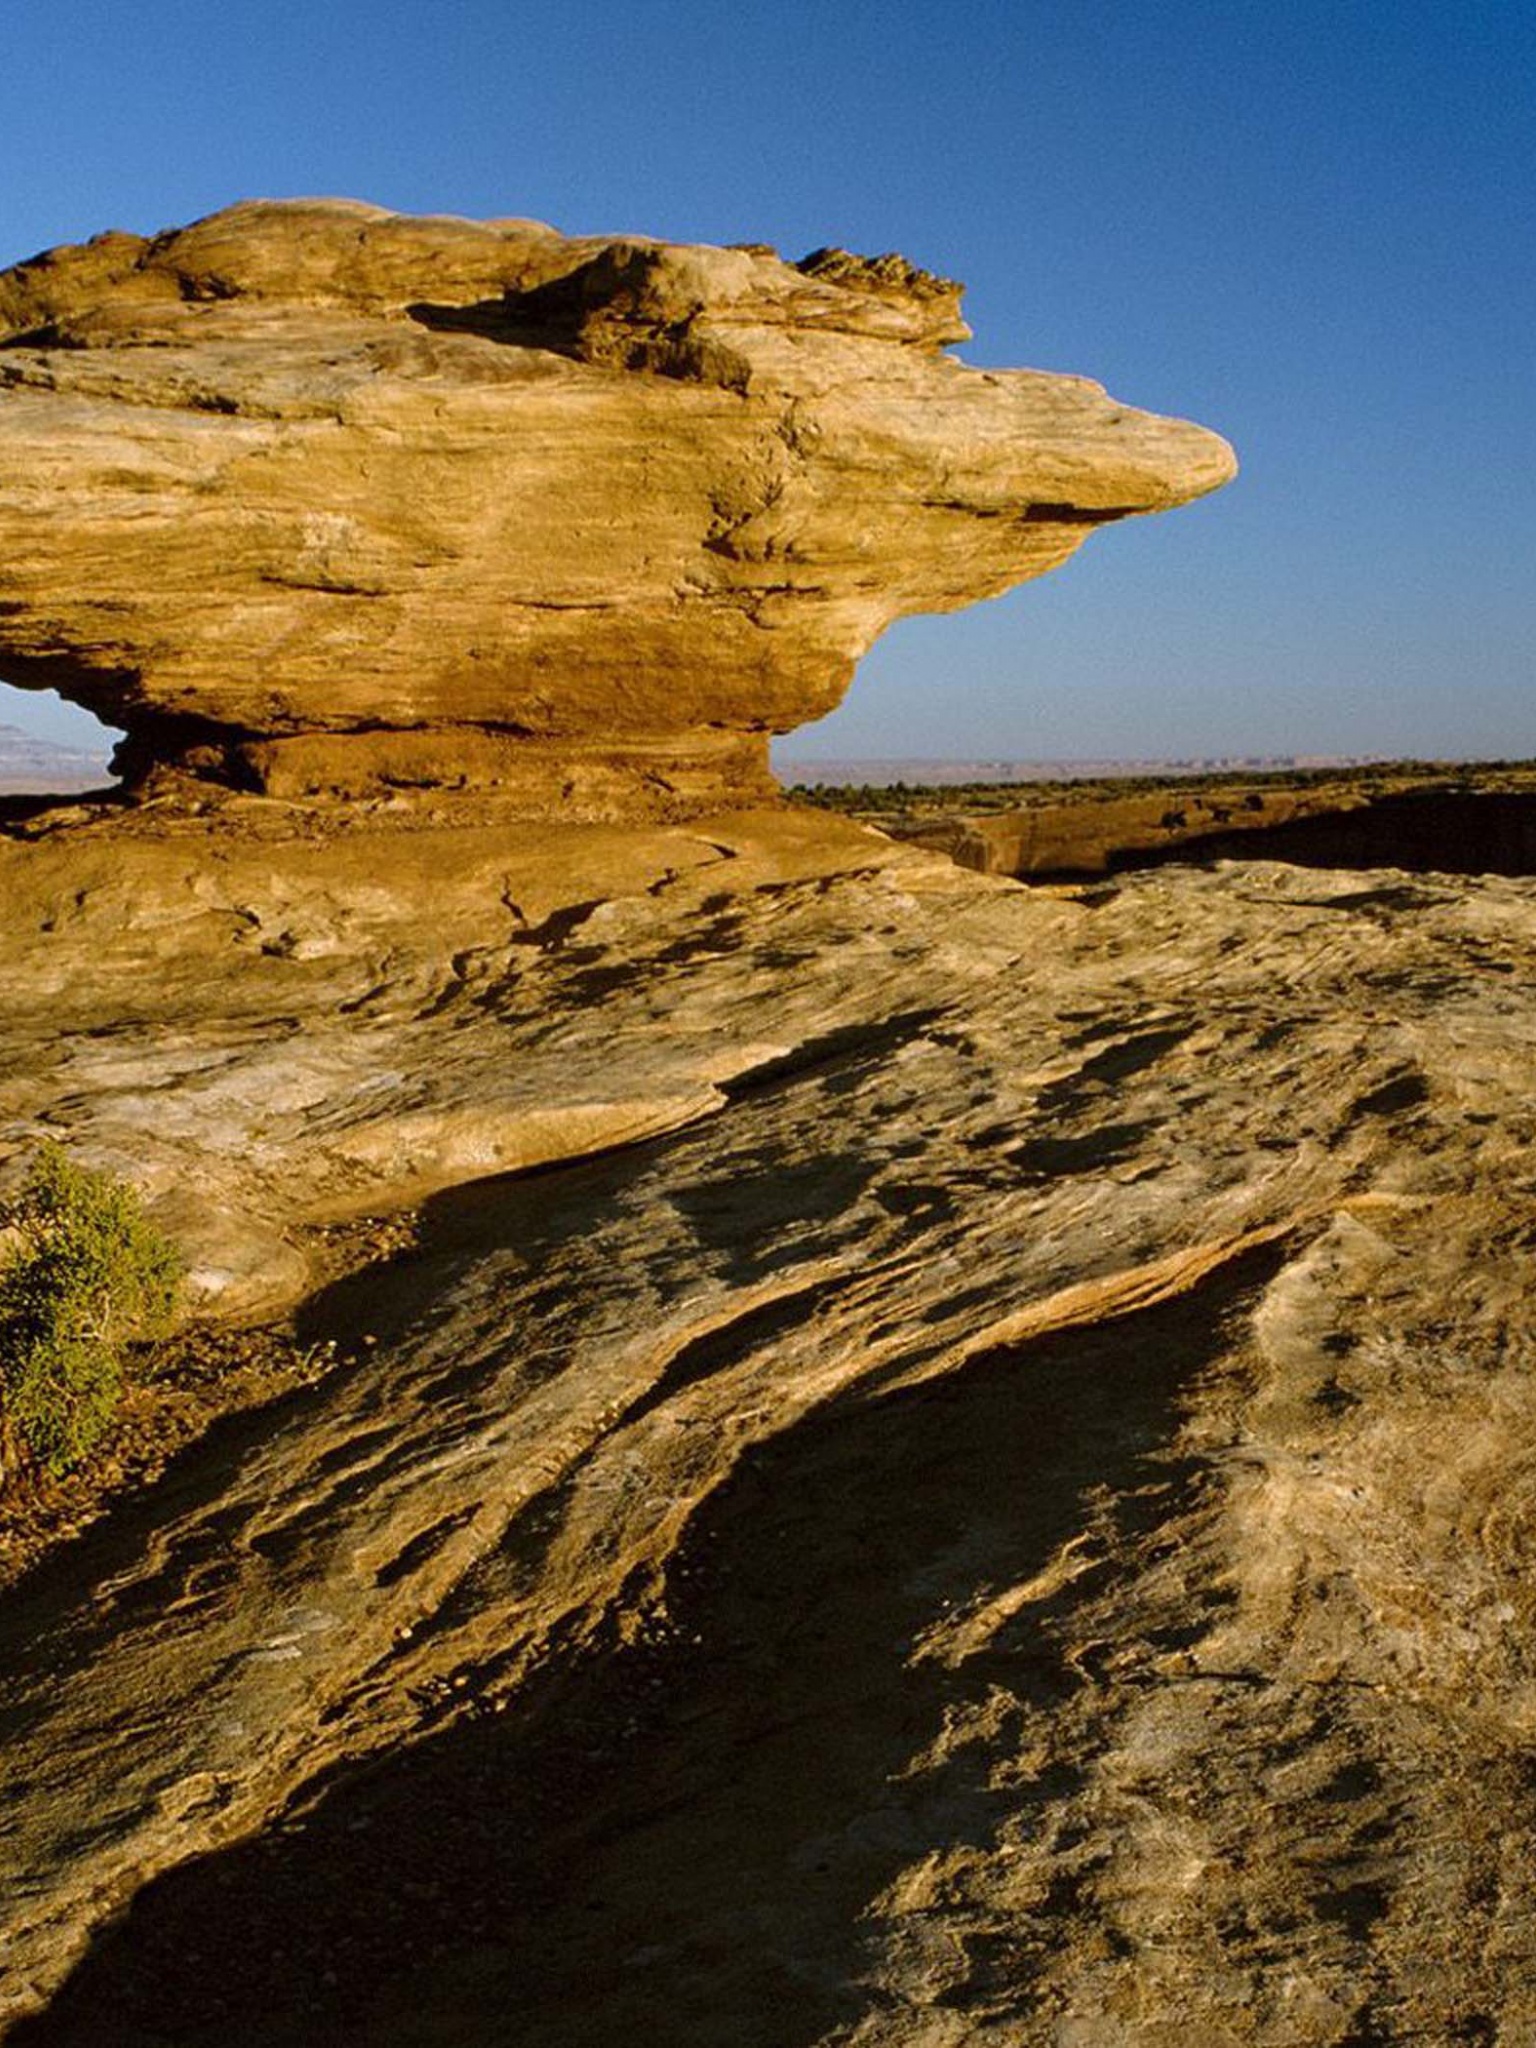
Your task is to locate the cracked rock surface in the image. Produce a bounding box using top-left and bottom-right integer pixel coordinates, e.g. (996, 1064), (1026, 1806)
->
(2, 797), (1535, 2045)
(0, 200), (1233, 808)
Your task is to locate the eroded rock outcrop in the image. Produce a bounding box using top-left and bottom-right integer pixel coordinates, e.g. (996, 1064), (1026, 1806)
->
(3, 818), (1536, 2045)
(14, 200), (1531, 2048)
(0, 199), (1233, 811)
(885, 769), (1536, 877)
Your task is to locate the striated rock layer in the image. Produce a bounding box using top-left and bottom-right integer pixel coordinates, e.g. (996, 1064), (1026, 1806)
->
(0, 802), (1534, 2044)
(0, 200), (1233, 812)
(10, 198), (1532, 2048)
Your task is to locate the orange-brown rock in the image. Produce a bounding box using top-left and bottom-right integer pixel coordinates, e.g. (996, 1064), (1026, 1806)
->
(4, 787), (1536, 2043)
(0, 200), (1235, 812)
(13, 198), (1536, 2048)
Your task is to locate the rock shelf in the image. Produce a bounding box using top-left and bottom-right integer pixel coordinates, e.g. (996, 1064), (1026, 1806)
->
(0, 200), (1232, 811)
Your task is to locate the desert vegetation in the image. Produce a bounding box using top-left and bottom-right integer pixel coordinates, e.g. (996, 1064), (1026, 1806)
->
(788, 756), (1536, 827)
(0, 1144), (180, 1481)
(787, 758), (1536, 882)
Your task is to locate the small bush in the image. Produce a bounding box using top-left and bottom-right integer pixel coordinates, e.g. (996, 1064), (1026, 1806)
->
(0, 1144), (181, 1478)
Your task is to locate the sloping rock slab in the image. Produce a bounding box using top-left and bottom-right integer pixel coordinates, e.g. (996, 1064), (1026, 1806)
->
(1, 810), (1535, 2044)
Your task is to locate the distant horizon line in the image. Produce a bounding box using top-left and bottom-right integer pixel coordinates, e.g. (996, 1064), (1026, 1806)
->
(4, 720), (1533, 786)
(772, 749), (1536, 783)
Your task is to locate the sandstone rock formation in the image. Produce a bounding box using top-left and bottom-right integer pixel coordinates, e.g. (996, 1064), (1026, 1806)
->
(9, 198), (1535, 2048)
(878, 768), (1536, 877)
(3, 803), (1536, 2046)
(0, 200), (1234, 811)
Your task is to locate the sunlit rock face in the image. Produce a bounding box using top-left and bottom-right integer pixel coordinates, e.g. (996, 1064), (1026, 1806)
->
(0, 199), (1234, 813)
(9, 203), (1536, 2048)
(6, 807), (1536, 2045)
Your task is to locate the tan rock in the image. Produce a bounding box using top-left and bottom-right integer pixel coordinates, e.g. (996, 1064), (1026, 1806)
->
(0, 200), (1234, 810)
(2, 799), (1535, 2042)
(871, 768), (1536, 876)
(17, 199), (1528, 2048)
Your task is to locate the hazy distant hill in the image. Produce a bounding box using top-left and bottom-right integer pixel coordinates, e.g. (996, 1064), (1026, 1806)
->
(773, 753), (1382, 788)
(0, 722), (114, 794)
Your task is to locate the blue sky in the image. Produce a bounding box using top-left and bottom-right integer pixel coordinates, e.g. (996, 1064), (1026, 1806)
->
(2, 0), (1531, 762)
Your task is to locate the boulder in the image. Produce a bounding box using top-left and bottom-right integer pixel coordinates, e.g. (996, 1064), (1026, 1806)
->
(0, 200), (1234, 813)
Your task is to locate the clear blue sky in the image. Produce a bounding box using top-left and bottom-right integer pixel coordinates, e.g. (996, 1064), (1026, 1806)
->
(2, 0), (1531, 762)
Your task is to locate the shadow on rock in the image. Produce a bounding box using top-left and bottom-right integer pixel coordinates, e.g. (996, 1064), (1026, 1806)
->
(19, 1248), (1284, 2048)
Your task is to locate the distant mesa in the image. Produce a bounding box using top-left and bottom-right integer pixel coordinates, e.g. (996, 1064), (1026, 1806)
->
(0, 200), (1236, 818)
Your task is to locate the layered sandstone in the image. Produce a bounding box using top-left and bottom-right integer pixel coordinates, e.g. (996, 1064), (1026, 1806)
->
(0, 199), (1234, 811)
(3, 801), (1536, 2044)
(14, 199), (1533, 2048)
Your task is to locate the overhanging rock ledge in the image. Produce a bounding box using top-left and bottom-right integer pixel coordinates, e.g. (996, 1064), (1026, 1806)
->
(0, 198), (1235, 814)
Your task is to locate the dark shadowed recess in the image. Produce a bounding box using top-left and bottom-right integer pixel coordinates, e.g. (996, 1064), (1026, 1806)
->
(1116, 790), (1536, 880)
(18, 1244), (1288, 2048)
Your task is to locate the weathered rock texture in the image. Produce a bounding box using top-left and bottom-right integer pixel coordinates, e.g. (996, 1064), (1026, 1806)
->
(9, 197), (1532, 2048)
(0, 200), (1233, 811)
(2, 801), (1535, 2045)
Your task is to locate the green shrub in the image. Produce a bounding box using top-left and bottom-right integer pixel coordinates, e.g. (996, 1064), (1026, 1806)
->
(0, 1144), (181, 1478)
